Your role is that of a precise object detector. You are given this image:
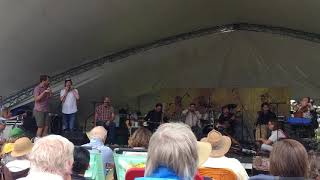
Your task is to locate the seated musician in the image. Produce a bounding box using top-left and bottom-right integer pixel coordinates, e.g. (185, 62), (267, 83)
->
(294, 97), (313, 119)
(144, 103), (167, 132)
(216, 106), (235, 134)
(259, 119), (286, 152)
(256, 103), (276, 140)
(182, 103), (201, 128)
(125, 113), (139, 136)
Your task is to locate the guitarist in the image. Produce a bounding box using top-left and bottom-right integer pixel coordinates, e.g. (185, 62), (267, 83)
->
(144, 103), (167, 132)
(216, 106), (235, 135)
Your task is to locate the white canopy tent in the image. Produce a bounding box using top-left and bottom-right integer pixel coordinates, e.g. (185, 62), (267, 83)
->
(1, 0), (320, 122)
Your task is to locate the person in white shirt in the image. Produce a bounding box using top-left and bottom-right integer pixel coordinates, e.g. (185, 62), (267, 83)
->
(60, 78), (79, 131)
(182, 103), (201, 128)
(259, 119), (286, 152)
(200, 130), (249, 180)
(6, 137), (33, 179)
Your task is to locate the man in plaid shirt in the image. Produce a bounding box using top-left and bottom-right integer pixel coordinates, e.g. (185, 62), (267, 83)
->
(95, 97), (115, 144)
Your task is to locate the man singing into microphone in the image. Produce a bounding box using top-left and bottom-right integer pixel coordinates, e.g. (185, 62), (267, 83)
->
(60, 78), (79, 132)
(33, 75), (52, 138)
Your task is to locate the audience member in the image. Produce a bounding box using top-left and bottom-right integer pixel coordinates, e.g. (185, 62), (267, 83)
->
(6, 137), (33, 179)
(308, 151), (320, 180)
(255, 103), (276, 140)
(71, 147), (90, 180)
(137, 123), (198, 180)
(82, 126), (113, 175)
(250, 139), (309, 180)
(18, 135), (74, 180)
(200, 130), (248, 180)
(1, 142), (14, 164)
(7, 128), (25, 143)
(0, 110), (6, 144)
(259, 119), (286, 152)
(128, 127), (152, 149)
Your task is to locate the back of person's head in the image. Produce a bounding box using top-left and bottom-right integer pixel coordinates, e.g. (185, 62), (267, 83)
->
(72, 146), (90, 175)
(270, 139), (308, 177)
(128, 127), (152, 149)
(308, 151), (320, 179)
(87, 126), (107, 142)
(145, 123), (198, 180)
(29, 135), (74, 176)
(11, 137), (33, 158)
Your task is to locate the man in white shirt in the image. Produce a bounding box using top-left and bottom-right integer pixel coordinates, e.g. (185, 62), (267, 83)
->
(200, 130), (249, 180)
(60, 78), (79, 131)
(259, 119), (286, 152)
(182, 103), (201, 128)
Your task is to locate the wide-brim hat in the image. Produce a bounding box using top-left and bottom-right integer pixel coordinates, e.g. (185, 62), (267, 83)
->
(11, 137), (33, 157)
(197, 141), (212, 167)
(201, 130), (231, 158)
(1, 143), (14, 155)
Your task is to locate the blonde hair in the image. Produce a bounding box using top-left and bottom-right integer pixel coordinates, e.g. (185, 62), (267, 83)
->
(29, 135), (74, 175)
(88, 126), (107, 142)
(128, 127), (152, 148)
(145, 123), (198, 180)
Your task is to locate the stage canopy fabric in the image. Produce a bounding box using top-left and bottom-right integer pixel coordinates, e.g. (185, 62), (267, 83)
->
(1, 0), (320, 119)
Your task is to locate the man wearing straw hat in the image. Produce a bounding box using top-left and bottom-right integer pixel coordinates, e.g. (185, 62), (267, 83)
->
(200, 130), (249, 180)
(6, 137), (33, 179)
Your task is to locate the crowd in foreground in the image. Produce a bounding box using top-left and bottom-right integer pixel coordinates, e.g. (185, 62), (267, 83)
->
(0, 123), (319, 180)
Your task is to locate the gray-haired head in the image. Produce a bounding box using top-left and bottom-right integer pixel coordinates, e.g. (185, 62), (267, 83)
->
(145, 123), (198, 180)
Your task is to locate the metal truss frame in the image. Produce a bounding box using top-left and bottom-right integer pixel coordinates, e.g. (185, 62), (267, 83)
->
(4, 23), (320, 108)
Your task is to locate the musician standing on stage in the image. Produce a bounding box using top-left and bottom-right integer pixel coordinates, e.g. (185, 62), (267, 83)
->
(182, 103), (201, 128)
(144, 103), (164, 132)
(255, 102), (276, 140)
(33, 75), (52, 138)
(60, 78), (79, 131)
(95, 97), (116, 144)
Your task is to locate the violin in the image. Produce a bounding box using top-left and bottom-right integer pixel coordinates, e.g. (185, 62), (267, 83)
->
(293, 105), (309, 118)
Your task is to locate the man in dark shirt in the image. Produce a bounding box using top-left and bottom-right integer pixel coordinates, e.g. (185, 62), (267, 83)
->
(256, 103), (276, 140)
(257, 103), (276, 125)
(144, 103), (165, 132)
(71, 147), (90, 180)
(217, 106), (235, 135)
